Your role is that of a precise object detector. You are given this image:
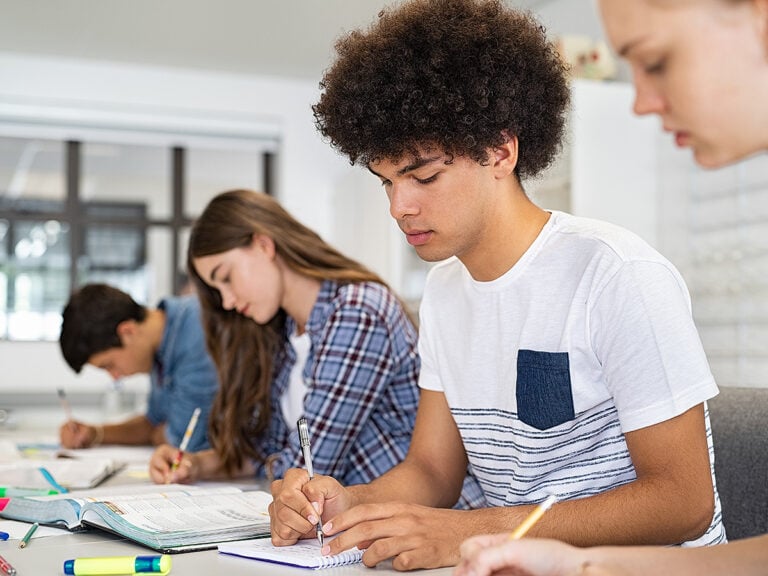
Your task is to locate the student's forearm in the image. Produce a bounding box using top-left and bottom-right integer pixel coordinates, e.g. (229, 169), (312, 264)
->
(528, 406), (717, 546)
(583, 535), (768, 576)
(150, 423), (167, 445)
(375, 472), (714, 552)
(347, 455), (464, 509)
(101, 415), (156, 445)
(345, 389), (470, 509)
(191, 449), (255, 480)
(482, 474), (712, 547)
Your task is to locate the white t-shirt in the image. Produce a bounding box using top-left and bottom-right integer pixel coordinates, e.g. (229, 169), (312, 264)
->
(280, 331), (311, 427)
(418, 211), (725, 546)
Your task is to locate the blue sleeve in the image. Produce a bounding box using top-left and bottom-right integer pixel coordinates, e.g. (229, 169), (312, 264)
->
(145, 375), (167, 428)
(147, 306), (219, 451)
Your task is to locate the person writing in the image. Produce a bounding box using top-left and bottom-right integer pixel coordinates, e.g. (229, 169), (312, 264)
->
(148, 190), (486, 505)
(59, 283), (218, 451)
(269, 0), (725, 570)
(456, 0), (768, 574)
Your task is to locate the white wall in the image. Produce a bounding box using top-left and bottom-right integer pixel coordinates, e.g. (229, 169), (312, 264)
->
(570, 80), (658, 246)
(655, 140), (768, 388)
(0, 53), (355, 235)
(0, 53), (364, 393)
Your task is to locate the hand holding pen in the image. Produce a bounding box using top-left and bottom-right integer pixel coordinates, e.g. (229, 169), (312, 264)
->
(59, 421), (107, 449)
(57, 388), (104, 448)
(297, 417), (325, 546)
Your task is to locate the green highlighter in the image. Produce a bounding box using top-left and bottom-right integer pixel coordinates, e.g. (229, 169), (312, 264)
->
(0, 487), (59, 497)
(63, 555), (172, 576)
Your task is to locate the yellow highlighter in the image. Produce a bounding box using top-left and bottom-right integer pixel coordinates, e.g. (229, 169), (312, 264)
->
(63, 555), (171, 576)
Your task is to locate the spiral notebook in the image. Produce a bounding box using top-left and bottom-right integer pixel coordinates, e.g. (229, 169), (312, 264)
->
(218, 538), (364, 569)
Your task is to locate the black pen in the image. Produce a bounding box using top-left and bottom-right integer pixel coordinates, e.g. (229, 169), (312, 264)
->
(297, 417), (324, 547)
(57, 387), (77, 433)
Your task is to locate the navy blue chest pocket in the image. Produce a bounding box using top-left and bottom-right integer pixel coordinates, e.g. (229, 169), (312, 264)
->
(516, 349), (575, 430)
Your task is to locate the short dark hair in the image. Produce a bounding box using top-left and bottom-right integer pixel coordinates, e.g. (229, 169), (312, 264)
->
(313, 0), (570, 179)
(59, 283), (147, 373)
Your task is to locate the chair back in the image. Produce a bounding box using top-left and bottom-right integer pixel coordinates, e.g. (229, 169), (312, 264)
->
(708, 386), (768, 540)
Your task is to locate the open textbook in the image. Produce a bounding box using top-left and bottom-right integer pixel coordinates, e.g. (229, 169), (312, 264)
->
(0, 458), (123, 491)
(0, 484), (272, 553)
(219, 537), (364, 569)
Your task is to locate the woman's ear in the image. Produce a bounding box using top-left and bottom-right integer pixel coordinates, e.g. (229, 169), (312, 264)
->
(251, 233), (276, 259)
(491, 134), (519, 179)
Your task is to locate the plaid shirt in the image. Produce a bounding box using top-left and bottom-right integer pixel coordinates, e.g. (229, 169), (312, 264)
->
(254, 280), (420, 485)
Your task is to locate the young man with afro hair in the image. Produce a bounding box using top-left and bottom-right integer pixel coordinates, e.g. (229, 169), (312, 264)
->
(269, 0), (725, 569)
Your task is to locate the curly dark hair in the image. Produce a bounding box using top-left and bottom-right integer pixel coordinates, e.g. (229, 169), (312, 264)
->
(313, 0), (570, 179)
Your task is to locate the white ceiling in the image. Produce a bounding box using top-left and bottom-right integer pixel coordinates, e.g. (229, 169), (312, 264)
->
(0, 0), (561, 81)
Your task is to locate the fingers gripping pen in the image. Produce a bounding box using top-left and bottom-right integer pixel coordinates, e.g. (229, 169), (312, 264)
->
(297, 417), (325, 547)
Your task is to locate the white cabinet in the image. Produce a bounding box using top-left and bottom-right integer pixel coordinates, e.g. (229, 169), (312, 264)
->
(526, 79), (659, 247)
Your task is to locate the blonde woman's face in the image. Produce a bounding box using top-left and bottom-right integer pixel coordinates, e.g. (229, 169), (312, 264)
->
(599, 0), (768, 167)
(193, 234), (284, 325)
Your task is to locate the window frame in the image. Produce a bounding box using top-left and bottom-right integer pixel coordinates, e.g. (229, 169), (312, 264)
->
(0, 124), (277, 340)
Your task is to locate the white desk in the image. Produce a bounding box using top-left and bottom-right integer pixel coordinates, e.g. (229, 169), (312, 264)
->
(0, 531), (453, 575)
(0, 428), (454, 575)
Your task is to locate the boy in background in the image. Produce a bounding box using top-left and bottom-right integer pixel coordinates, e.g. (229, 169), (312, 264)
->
(58, 283), (217, 451)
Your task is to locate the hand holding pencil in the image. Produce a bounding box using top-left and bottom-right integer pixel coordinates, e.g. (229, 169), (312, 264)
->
(455, 496), (560, 576)
(59, 420), (99, 449)
(57, 388), (83, 447)
(57, 388), (75, 426)
(57, 388), (106, 449)
(158, 407), (200, 483)
(172, 407), (201, 471)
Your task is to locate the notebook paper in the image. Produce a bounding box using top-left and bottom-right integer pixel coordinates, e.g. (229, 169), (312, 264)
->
(219, 538), (364, 569)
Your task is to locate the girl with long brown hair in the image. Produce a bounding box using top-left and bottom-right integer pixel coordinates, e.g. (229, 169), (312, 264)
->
(149, 189), (420, 486)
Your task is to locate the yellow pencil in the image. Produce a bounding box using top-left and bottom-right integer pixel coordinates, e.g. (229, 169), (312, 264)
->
(171, 407), (201, 473)
(508, 495), (557, 540)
